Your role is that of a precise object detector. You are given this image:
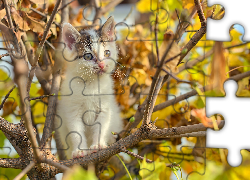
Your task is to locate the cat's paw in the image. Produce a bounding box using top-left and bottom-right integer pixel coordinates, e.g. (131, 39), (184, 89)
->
(89, 144), (107, 154)
(72, 149), (87, 159)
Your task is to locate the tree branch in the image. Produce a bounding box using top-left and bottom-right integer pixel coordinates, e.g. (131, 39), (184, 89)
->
(0, 158), (24, 169)
(149, 120), (224, 138)
(0, 85), (16, 110)
(178, 0), (206, 65)
(13, 161), (35, 180)
(154, 70), (250, 112)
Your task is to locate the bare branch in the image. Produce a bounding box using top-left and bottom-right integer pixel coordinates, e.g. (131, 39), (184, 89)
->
(93, 0), (123, 25)
(0, 85), (16, 110)
(154, 70), (250, 112)
(41, 158), (69, 172)
(0, 158), (24, 169)
(143, 76), (163, 125)
(41, 71), (61, 147)
(149, 120), (224, 138)
(121, 148), (153, 163)
(3, 0), (13, 29)
(0, 116), (18, 137)
(13, 161), (35, 180)
(57, 0), (76, 12)
(34, 0), (62, 65)
(29, 94), (55, 101)
(178, 0), (206, 65)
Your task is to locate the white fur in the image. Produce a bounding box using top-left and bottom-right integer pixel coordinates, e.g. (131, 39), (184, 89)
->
(55, 21), (123, 159)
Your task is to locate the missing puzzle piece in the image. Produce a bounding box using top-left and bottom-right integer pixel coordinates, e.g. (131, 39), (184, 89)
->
(206, 80), (250, 167)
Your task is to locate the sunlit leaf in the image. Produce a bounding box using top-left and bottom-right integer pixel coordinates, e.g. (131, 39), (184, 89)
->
(138, 157), (166, 180)
(62, 165), (98, 180)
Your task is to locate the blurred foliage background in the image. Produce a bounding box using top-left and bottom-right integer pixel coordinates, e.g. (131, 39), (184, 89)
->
(0, 0), (250, 179)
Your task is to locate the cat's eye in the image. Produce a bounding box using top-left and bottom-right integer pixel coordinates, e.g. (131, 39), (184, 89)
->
(104, 50), (110, 57)
(83, 53), (93, 60)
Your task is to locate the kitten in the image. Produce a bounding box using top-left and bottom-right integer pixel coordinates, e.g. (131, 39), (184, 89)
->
(55, 17), (123, 159)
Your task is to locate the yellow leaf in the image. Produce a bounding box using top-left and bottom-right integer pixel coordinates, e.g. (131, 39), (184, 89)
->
(136, 0), (158, 13)
(129, 68), (147, 85)
(138, 158), (166, 180)
(182, 0), (194, 9)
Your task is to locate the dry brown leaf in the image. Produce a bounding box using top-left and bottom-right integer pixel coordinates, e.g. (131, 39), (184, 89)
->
(28, 8), (44, 19)
(10, 7), (30, 31)
(21, 0), (31, 8)
(159, 30), (180, 76)
(0, 9), (6, 20)
(116, 85), (130, 111)
(2, 100), (17, 117)
(210, 41), (227, 91)
(25, 13), (45, 33)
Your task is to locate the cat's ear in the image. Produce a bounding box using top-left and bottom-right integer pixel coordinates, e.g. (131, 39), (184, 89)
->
(62, 23), (80, 50)
(101, 16), (115, 41)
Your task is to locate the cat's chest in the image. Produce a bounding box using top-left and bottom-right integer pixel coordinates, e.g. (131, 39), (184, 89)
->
(59, 74), (114, 112)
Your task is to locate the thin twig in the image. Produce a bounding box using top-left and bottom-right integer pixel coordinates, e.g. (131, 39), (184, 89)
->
(57, 0), (76, 12)
(131, 70), (250, 129)
(120, 121), (133, 138)
(123, 6), (134, 22)
(93, 0), (123, 25)
(41, 158), (69, 172)
(0, 53), (9, 59)
(0, 85), (16, 110)
(40, 71), (61, 148)
(155, 13), (160, 66)
(149, 120), (224, 139)
(162, 68), (192, 84)
(144, 76), (163, 125)
(154, 70), (250, 112)
(30, 7), (60, 27)
(178, 42), (250, 73)
(142, 29), (179, 126)
(121, 148), (153, 163)
(176, 4), (198, 43)
(29, 94), (55, 101)
(13, 161), (35, 180)
(3, 0), (13, 29)
(178, 0), (206, 65)
(34, 0), (62, 65)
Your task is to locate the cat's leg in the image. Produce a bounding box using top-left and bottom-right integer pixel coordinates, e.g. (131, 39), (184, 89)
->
(89, 109), (111, 153)
(63, 115), (88, 158)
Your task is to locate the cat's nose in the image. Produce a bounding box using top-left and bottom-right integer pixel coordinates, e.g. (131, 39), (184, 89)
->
(98, 61), (105, 69)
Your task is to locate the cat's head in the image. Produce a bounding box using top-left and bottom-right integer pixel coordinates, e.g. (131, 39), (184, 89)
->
(62, 16), (117, 78)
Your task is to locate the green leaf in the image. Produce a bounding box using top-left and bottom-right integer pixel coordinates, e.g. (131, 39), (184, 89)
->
(129, 116), (135, 123)
(62, 165), (98, 180)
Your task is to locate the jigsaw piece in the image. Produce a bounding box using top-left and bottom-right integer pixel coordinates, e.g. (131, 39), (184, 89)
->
(206, 80), (250, 167)
(207, 0), (250, 41)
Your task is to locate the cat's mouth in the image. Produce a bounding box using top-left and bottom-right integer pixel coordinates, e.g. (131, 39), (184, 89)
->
(93, 61), (107, 75)
(93, 67), (106, 75)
